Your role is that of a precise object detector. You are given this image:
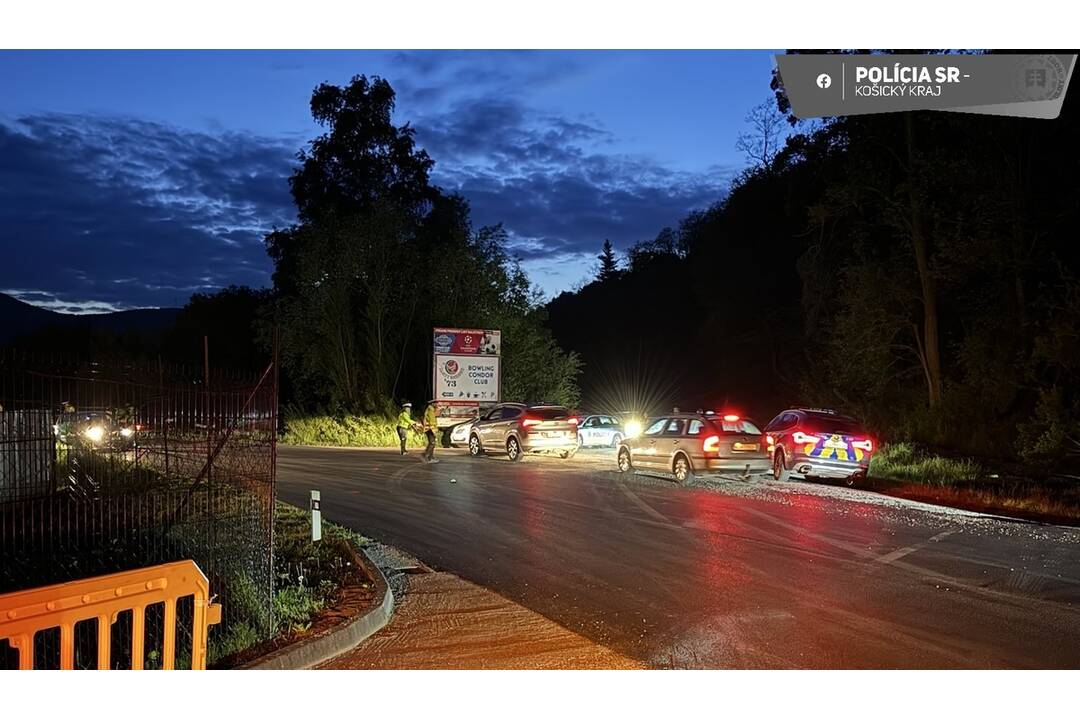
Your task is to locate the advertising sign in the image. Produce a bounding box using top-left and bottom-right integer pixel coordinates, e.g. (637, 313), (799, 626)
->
(433, 327), (501, 356)
(433, 353), (500, 403)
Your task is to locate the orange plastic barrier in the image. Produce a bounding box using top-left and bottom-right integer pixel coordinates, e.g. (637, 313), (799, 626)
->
(0, 560), (221, 670)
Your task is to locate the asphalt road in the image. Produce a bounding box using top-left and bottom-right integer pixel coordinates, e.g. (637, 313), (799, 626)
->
(277, 445), (1080, 668)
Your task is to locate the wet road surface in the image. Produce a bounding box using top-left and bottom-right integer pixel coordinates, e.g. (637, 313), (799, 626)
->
(277, 445), (1080, 668)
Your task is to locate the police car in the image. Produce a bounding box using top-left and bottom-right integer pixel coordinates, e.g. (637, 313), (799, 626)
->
(763, 407), (875, 485)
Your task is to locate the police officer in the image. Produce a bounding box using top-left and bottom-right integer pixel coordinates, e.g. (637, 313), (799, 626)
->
(396, 401), (413, 456)
(422, 400), (439, 463)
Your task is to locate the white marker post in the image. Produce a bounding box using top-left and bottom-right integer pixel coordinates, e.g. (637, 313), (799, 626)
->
(310, 490), (322, 542)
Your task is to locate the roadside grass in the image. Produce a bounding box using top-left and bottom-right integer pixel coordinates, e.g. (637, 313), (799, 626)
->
(869, 442), (983, 486)
(282, 414), (426, 448)
(868, 442), (1080, 522)
(208, 501), (370, 665)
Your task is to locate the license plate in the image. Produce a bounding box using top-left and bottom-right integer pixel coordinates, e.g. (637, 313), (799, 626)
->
(732, 442), (759, 451)
(544, 431), (564, 438)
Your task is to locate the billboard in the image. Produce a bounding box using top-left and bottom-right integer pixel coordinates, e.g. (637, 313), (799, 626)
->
(434, 353), (500, 403)
(433, 327), (501, 356)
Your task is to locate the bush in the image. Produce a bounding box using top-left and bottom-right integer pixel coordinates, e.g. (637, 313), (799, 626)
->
(869, 442), (983, 487)
(282, 414), (426, 448)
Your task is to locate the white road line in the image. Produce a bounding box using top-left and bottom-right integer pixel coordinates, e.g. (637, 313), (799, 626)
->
(876, 530), (957, 565)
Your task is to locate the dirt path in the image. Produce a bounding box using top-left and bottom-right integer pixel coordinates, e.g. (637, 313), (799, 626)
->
(319, 571), (642, 669)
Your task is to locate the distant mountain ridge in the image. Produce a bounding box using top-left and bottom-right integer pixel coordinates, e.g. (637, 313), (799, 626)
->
(0, 292), (180, 345)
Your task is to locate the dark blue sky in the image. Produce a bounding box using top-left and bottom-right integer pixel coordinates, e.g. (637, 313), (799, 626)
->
(0, 50), (779, 312)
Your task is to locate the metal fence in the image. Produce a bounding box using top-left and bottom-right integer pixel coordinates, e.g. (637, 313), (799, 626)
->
(0, 349), (277, 668)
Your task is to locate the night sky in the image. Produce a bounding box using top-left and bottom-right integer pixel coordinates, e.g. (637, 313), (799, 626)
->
(0, 50), (779, 312)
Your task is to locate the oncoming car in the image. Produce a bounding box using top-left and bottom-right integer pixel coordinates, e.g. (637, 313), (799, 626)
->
(576, 414), (624, 448)
(53, 409), (138, 451)
(764, 407), (875, 485)
(467, 403), (579, 461)
(616, 412), (771, 482)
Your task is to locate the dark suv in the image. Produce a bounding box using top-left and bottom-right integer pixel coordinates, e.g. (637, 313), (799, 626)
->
(764, 408), (874, 484)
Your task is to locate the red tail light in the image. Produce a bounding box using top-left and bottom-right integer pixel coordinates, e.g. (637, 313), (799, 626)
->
(792, 431), (820, 445)
(522, 418), (541, 427)
(852, 438), (873, 452)
(765, 434), (775, 447)
(702, 434), (721, 453)
(568, 417), (579, 425)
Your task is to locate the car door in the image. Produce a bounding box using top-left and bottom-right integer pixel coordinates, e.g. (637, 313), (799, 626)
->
(580, 416), (599, 445)
(477, 405), (502, 446)
(632, 417), (668, 467)
(497, 406), (524, 448)
(658, 417), (687, 470)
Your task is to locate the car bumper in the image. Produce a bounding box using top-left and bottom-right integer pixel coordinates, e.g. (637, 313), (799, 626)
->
(522, 434), (578, 452)
(790, 455), (868, 479)
(704, 457), (772, 474)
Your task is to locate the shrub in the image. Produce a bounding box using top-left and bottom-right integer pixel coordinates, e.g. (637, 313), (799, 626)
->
(869, 442), (983, 486)
(281, 414), (427, 448)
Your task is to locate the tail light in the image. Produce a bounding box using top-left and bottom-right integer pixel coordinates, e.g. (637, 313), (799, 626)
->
(852, 438), (873, 452)
(522, 418), (541, 427)
(568, 417), (579, 425)
(765, 434), (775, 448)
(723, 414), (740, 422)
(792, 431), (820, 445)
(702, 434), (721, 453)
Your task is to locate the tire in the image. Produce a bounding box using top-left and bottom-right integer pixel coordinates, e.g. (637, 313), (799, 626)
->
(772, 448), (790, 481)
(558, 450), (570, 459)
(610, 433), (623, 448)
(617, 447), (632, 473)
(468, 434), (483, 457)
(507, 436), (522, 462)
(846, 472), (865, 487)
(673, 454), (692, 483)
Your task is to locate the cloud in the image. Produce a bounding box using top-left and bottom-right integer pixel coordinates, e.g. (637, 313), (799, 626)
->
(0, 114), (296, 310)
(412, 96), (730, 269)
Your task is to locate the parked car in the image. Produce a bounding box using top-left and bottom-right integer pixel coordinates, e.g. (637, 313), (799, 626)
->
(576, 414), (624, 448)
(615, 412), (770, 482)
(53, 408), (138, 451)
(467, 403), (579, 461)
(763, 407), (874, 485)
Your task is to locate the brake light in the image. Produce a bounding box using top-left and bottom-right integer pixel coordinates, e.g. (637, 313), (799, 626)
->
(522, 418), (541, 427)
(702, 434), (721, 453)
(723, 414), (740, 422)
(852, 438), (873, 452)
(792, 431), (820, 445)
(765, 434), (775, 446)
(568, 417), (579, 425)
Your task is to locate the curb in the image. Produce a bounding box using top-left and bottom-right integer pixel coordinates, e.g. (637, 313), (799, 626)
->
(241, 544), (395, 670)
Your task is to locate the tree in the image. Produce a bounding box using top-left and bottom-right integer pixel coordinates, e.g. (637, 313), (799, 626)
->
(735, 99), (786, 170)
(596, 239), (619, 282)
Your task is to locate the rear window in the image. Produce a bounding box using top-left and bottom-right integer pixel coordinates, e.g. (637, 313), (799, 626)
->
(802, 412), (862, 434)
(716, 419), (762, 435)
(530, 406), (569, 420)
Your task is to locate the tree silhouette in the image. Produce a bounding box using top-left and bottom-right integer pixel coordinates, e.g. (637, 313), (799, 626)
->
(596, 239), (619, 282)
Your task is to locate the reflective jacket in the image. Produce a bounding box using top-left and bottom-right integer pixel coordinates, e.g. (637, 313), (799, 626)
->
(423, 404), (438, 432)
(396, 409), (413, 429)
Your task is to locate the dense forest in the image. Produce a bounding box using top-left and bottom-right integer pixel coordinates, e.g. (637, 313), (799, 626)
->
(549, 57), (1080, 465)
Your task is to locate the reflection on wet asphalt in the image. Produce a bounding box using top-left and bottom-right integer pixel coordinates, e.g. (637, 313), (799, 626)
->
(277, 445), (1080, 668)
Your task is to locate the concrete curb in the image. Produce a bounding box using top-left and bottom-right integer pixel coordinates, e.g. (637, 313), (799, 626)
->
(241, 544), (395, 670)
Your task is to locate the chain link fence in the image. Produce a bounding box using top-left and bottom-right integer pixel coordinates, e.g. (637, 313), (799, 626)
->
(0, 349), (277, 668)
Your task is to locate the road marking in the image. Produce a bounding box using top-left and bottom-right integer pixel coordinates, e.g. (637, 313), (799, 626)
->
(876, 530), (957, 565)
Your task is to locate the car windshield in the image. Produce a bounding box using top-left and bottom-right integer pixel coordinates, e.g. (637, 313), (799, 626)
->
(530, 406), (568, 420)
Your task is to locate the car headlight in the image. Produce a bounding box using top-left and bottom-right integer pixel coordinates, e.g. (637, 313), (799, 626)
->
(83, 425), (105, 444)
(625, 420), (643, 439)
(120, 427), (134, 438)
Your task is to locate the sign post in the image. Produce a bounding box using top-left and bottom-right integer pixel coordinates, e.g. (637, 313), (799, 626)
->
(432, 328), (501, 428)
(310, 490), (321, 543)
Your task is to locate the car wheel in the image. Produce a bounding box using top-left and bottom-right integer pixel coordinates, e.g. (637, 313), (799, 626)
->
(559, 450), (570, 459)
(610, 432), (623, 448)
(507, 437), (522, 462)
(772, 448), (790, 481)
(846, 471), (865, 487)
(673, 455), (692, 483)
(468, 434), (483, 457)
(617, 448), (632, 473)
